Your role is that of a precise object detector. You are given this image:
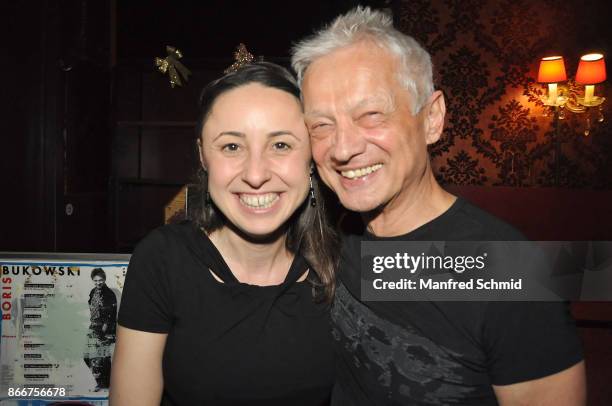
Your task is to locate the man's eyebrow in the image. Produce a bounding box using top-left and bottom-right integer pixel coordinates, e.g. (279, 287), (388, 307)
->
(304, 110), (333, 119)
(305, 96), (395, 119)
(350, 95), (394, 112)
(213, 131), (244, 141)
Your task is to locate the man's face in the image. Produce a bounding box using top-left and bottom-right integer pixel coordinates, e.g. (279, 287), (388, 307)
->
(302, 41), (432, 213)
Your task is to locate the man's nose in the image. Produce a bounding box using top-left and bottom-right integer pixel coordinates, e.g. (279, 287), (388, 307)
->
(330, 121), (367, 164)
(241, 153), (272, 189)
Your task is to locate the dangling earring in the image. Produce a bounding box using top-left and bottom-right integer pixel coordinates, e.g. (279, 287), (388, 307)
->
(309, 167), (317, 207)
(203, 167), (212, 207)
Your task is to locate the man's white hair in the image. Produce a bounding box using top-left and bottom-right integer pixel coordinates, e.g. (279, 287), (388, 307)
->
(291, 6), (434, 114)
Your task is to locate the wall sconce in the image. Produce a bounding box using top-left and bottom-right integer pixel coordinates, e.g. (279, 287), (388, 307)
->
(537, 53), (606, 135)
(538, 56), (567, 107)
(575, 53), (606, 105)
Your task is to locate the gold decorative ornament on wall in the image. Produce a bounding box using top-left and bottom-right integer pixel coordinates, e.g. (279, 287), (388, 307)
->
(155, 45), (191, 88)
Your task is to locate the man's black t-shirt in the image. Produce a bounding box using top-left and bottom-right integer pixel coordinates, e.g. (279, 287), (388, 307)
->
(118, 221), (333, 405)
(331, 197), (583, 405)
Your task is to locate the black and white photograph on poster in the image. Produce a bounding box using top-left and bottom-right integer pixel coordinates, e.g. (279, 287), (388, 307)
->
(0, 253), (129, 403)
(84, 267), (118, 393)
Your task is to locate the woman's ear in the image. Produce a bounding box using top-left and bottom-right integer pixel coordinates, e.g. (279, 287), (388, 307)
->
(423, 90), (446, 145)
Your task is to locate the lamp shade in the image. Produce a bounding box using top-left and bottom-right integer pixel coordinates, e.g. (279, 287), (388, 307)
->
(575, 53), (606, 84)
(537, 56), (567, 83)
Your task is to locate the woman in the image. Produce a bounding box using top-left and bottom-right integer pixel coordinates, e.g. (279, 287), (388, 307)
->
(110, 62), (337, 405)
(84, 267), (117, 392)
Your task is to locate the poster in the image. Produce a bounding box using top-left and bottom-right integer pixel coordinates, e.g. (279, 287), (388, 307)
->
(1, 253), (130, 404)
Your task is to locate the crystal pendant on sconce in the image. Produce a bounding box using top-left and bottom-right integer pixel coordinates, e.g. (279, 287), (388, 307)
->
(598, 105), (604, 123)
(584, 116), (591, 136)
(558, 105), (566, 120)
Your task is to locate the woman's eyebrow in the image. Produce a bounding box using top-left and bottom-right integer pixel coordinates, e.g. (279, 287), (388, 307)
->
(269, 130), (298, 139)
(213, 131), (245, 141)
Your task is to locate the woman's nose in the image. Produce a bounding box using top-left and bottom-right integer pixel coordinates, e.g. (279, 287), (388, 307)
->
(241, 154), (272, 189)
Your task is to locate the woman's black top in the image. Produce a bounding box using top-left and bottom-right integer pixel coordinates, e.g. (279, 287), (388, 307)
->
(118, 221), (333, 405)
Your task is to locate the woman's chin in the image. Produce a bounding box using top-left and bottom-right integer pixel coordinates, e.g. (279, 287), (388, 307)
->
(233, 223), (287, 243)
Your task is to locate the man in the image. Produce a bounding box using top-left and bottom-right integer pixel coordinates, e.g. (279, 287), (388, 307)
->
(292, 6), (585, 405)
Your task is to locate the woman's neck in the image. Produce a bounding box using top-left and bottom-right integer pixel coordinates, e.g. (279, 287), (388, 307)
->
(208, 226), (293, 286)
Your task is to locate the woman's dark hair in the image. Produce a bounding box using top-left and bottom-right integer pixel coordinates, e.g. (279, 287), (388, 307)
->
(91, 268), (106, 280)
(191, 61), (338, 302)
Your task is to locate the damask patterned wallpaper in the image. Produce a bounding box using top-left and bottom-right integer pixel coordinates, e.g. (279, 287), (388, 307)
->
(395, 0), (611, 188)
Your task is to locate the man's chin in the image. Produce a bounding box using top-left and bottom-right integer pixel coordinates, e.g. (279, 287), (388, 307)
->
(337, 194), (384, 213)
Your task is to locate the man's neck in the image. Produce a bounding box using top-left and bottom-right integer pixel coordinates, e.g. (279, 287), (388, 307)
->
(364, 171), (456, 237)
(208, 226), (293, 286)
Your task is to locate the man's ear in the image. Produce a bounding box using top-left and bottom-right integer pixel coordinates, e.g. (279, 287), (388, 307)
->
(423, 90), (446, 145)
(196, 138), (207, 171)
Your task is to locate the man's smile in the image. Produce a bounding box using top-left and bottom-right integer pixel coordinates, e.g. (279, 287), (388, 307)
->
(339, 163), (383, 179)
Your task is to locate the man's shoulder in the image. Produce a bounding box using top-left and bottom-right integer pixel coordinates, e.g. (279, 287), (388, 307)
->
(448, 197), (525, 241)
(339, 197), (526, 243)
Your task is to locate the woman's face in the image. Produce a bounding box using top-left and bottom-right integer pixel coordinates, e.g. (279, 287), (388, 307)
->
(92, 275), (105, 288)
(199, 83), (311, 239)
